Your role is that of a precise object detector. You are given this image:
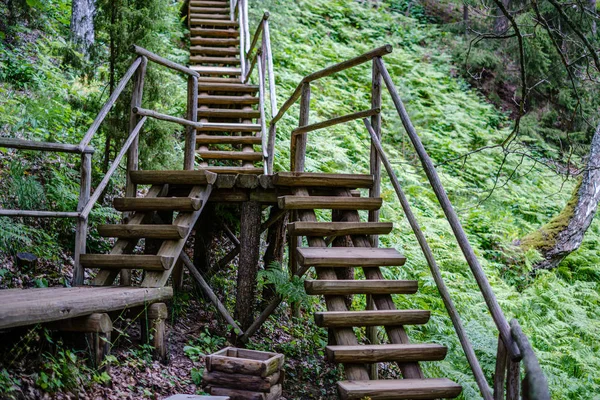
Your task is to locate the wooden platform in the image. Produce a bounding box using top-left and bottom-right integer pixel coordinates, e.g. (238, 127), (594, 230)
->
(0, 286), (173, 330)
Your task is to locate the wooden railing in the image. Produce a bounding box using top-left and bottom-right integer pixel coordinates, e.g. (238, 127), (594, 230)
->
(270, 46), (550, 400)
(0, 46), (199, 287)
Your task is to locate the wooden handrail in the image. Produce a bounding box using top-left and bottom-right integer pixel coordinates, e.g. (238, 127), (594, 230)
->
(131, 45), (199, 78)
(0, 210), (80, 218)
(270, 45), (392, 126)
(0, 138), (94, 154)
(80, 117), (147, 219)
(375, 56), (522, 361)
(511, 320), (551, 399)
(133, 107), (205, 129)
(292, 108), (380, 136)
(246, 13), (269, 62)
(364, 119), (493, 400)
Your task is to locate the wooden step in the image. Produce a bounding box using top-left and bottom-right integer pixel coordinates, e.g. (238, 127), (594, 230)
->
(113, 197), (202, 212)
(191, 56), (241, 65)
(191, 66), (242, 76)
(198, 108), (260, 119)
(305, 279), (418, 295)
(278, 196), (382, 211)
(190, 28), (239, 38)
(189, 6), (229, 14)
(273, 172), (374, 188)
(197, 122), (261, 133)
(326, 344), (447, 364)
(198, 94), (259, 105)
(190, 19), (239, 27)
(288, 222), (393, 237)
(190, 46), (239, 56)
(198, 77), (242, 84)
(198, 166), (263, 175)
(191, 37), (239, 46)
(196, 135), (261, 145)
(80, 255), (174, 271)
(314, 310), (430, 327)
(189, 13), (230, 20)
(198, 82), (259, 93)
(97, 224), (186, 239)
(337, 378), (462, 400)
(130, 170), (213, 185)
(197, 150), (262, 161)
(296, 247), (406, 268)
(190, 1), (229, 7)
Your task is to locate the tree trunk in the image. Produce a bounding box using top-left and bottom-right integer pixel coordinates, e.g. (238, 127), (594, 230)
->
(522, 122), (600, 270)
(235, 202), (262, 330)
(463, 4), (469, 35)
(261, 208), (288, 304)
(495, 0), (511, 34)
(591, 0), (597, 36)
(70, 0), (96, 57)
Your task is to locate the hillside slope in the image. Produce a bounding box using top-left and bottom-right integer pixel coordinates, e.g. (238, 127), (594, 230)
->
(252, 0), (600, 397)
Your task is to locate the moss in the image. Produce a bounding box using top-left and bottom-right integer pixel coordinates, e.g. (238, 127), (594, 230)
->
(521, 178), (583, 251)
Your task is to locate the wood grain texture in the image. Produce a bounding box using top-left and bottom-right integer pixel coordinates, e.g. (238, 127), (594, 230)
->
(296, 247), (405, 268)
(278, 196), (382, 211)
(326, 343), (447, 364)
(80, 255), (174, 270)
(113, 197), (202, 212)
(304, 279), (418, 295)
(97, 224), (186, 239)
(288, 222), (392, 237)
(315, 310), (430, 327)
(273, 172), (374, 188)
(337, 378), (462, 400)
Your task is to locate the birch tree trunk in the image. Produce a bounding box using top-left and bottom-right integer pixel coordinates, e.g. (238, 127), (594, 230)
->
(522, 122), (600, 270)
(70, 0), (96, 57)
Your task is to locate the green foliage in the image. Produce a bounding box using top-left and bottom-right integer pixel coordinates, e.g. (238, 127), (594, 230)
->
(258, 262), (309, 306)
(183, 329), (226, 362)
(0, 369), (20, 398)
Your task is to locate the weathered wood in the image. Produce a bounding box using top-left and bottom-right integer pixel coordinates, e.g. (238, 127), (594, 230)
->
(130, 170), (215, 185)
(206, 347), (284, 378)
(46, 313), (112, 333)
(304, 279), (418, 295)
(273, 172), (374, 188)
(150, 303), (168, 362)
(263, 19), (276, 117)
(278, 196), (382, 211)
(291, 83), (310, 172)
(506, 356), (520, 400)
(0, 210), (80, 218)
(369, 60), (382, 247)
(0, 286), (173, 330)
(198, 108), (260, 119)
(191, 37), (239, 46)
(337, 378), (462, 400)
(97, 224), (186, 239)
(197, 135), (262, 145)
(113, 197), (202, 212)
(190, 66), (242, 75)
(493, 335), (508, 400)
(185, 75), (199, 170)
(80, 254), (174, 270)
(180, 253), (244, 336)
(203, 370), (280, 393)
(198, 94), (259, 105)
(79, 57), (143, 149)
(126, 56), (147, 202)
(326, 343), (447, 364)
(197, 150), (262, 161)
(257, 50), (269, 174)
(315, 310), (430, 328)
(208, 385), (282, 400)
(132, 45), (199, 77)
(73, 152), (92, 286)
(190, 28), (240, 37)
(296, 247), (405, 268)
(236, 201), (262, 330)
(0, 138), (94, 154)
(80, 117), (148, 219)
(288, 222), (392, 237)
(364, 118), (493, 398)
(197, 82), (258, 92)
(376, 57), (521, 361)
(292, 108), (380, 137)
(15, 253), (37, 272)
(510, 319), (550, 400)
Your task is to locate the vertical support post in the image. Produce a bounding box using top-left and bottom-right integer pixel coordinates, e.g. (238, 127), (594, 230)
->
(258, 48), (268, 174)
(506, 356), (521, 400)
(493, 335), (508, 400)
(292, 83), (311, 172)
(142, 303), (168, 363)
(238, 0), (246, 79)
(366, 295), (379, 379)
(235, 201), (262, 330)
(263, 19), (277, 118)
(73, 152), (92, 286)
(243, 0), (250, 53)
(185, 75), (198, 170)
(369, 58), (382, 247)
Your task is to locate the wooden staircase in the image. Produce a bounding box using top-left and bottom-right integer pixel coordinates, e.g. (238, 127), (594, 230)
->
(188, 0), (264, 175)
(83, 171), (216, 287)
(274, 172), (463, 400)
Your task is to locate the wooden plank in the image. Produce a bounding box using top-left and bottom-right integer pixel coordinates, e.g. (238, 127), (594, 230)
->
(190, 28), (240, 38)
(0, 138), (94, 154)
(190, 56), (241, 65)
(0, 286), (173, 330)
(315, 310), (430, 328)
(196, 135), (261, 145)
(278, 196), (382, 211)
(198, 95), (259, 105)
(189, 13), (230, 20)
(208, 385), (282, 400)
(198, 108), (260, 119)
(190, 66), (242, 75)
(288, 222), (392, 237)
(198, 123), (261, 133)
(305, 279), (418, 295)
(190, 19), (239, 27)
(273, 172), (373, 188)
(197, 150), (262, 161)
(113, 197), (202, 212)
(203, 370), (281, 393)
(337, 378), (462, 400)
(191, 37), (239, 46)
(198, 82), (259, 92)
(97, 224), (186, 239)
(80, 255), (174, 270)
(296, 247), (405, 268)
(326, 343), (447, 364)
(130, 170), (214, 185)
(46, 313), (112, 333)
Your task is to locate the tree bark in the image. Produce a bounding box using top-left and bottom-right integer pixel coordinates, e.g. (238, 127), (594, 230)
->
(522, 122), (600, 269)
(70, 0), (96, 57)
(591, 0), (597, 36)
(463, 4), (469, 35)
(495, 0), (511, 34)
(235, 202), (262, 330)
(261, 208), (288, 304)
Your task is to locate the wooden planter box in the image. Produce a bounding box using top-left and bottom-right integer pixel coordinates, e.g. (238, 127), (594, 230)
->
(203, 347), (284, 400)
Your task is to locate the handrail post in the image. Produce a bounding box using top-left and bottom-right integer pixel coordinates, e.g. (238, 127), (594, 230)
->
(73, 152), (92, 287)
(292, 83), (311, 172)
(185, 75), (198, 170)
(369, 58), (382, 247)
(238, 0), (246, 79)
(257, 48), (269, 174)
(493, 335), (508, 400)
(126, 56), (147, 201)
(375, 57), (521, 360)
